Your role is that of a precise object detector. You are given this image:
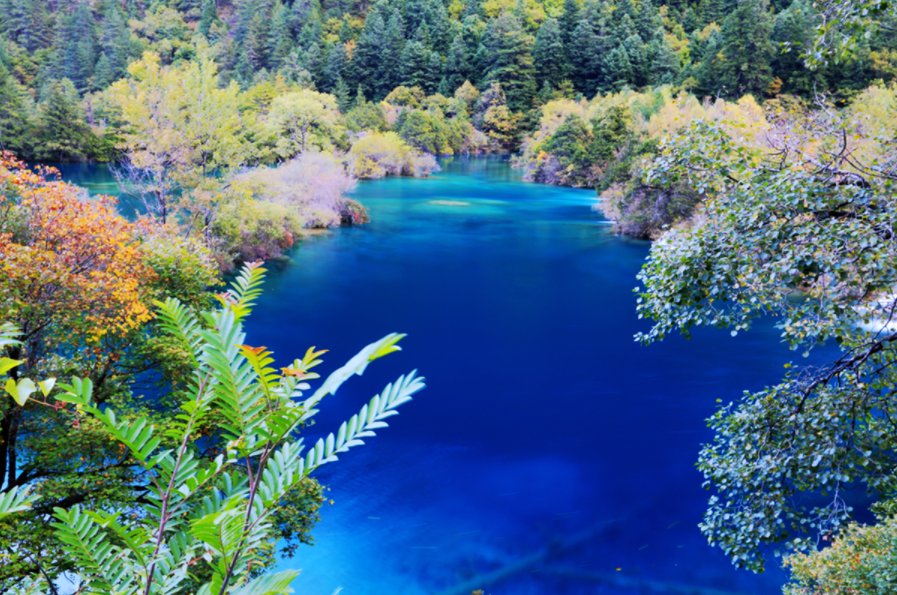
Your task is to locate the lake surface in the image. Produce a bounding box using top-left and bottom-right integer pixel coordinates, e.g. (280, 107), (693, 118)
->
(65, 157), (791, 594)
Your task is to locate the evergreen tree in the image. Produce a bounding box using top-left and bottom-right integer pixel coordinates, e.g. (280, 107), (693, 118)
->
(771, 0), (825, 95)
(94, 0), (132, 90)
(534, 18), (569, 90)
(622, 33), (648, 87)
(319, 43), (347, 92)
(352, 8), (389, 97)
(441, 33), (470, 94)
(34, 79), (94, 161)
(174, 0), (202, 17)
(268, 1), (294, 70)
(699, 0), (729, 25)
(477, 13), (536, 112)
(559, 0), (581, 48)
(400, 40), (427, 89)
(698, 0), (774, 97)
(568, 17), (601, 94)
(53, 1), (98, 93)
(245, 8), (274, 72)
(0, 0), (51, 51)
(604, 45), (633, 90)
(353, 84), (367, 108)
(333, 76), (351, 112)
(0, 62), (32, 157)
(198, 0), (219, 37)
(648, 36), (680, 85)
(382, 9), (406, 93)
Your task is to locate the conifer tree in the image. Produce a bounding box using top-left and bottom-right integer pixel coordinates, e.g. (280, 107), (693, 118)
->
(198, 0), (219, 37)
(319, 42), (347, 92)
(400, 40), (431, 90)
(568, 16), (600, 94)
(477, 13), (536, 112)
(333, 76), (351, 111)
(383, 9), (407, 93)
(53, 1), (97, 93)
(698, 0), (774, 97)
(771, 0), (825, 95)
(0, 0), (51, 52)
(0, 63), (32, 157)
(268, 0), (294, 70)
(352, 8), (388, 97)
(559, 0), (580, 47)
(441, 32), (471, 94)
(33, 79), (93, 161)
(94, 0), (132, 90)
(534, 17), (569, 90)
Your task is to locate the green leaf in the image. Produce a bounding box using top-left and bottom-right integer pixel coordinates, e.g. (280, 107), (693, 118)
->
(0, 357), (22, 376)
(5, 377), (36, 407)
(38, 378), (56, 398)
(230, 571), (299, 595)
(0, 485), (38, 520)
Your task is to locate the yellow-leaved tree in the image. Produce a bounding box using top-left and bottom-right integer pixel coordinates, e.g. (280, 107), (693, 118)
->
(109, 49), (250, 225)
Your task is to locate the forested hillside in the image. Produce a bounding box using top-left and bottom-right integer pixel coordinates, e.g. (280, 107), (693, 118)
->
(2, 0), (896, 163)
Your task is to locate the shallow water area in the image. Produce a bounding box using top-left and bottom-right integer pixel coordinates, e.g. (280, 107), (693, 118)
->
(69, 156), (790, 594)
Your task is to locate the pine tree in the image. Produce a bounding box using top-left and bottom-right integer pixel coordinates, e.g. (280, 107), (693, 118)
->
(0, 0), (52, 51)
(175, 0), (202, 18)
(268, 0), (294, 70)
(198, 0), (219, 37)
(771, 0), (825, 95)
(352, 8), (388, 97)
(53, 1), (98, 94)
(333, 76), (351, 112)
(353, 84), (367, 108)
(94, 0), (132, 90)
(0, 62), (33, 157)
(559, 0), (581, 48)
(533, 18), (569, 90)
(568, 17), (600, 95)
(648, 36), (680, 85)
(441, 33), (470, 94)
(245, 8), (273, 72)
(382, 9), (406, 93)
(319, 42), (346, 92)
(399, 40), (431, 90)
(698, 0), (774, 97)
(699, 0), (729, 25)
(34, 79), (93, 161)
(604, 45), (633, 90)
(477, 13), (536, 112)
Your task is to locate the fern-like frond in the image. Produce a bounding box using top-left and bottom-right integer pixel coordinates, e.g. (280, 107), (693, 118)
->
(52, 506), (139, 592)
(217, 263), (267, 321)
(300, 333), (408, 418)
(230, 570), (299, 595)
(0, 322), (21, 350)
(199, 310), (267, 444)
(0, 485), (37, 520)
(301, 371), (424, 474)
(154, 297), (207, 367)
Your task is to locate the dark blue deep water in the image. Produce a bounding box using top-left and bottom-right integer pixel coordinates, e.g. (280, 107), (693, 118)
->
(66, 157), (792, 594)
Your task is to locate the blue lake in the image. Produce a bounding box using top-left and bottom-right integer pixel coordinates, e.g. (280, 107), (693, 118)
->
(65, 157), (789, 594)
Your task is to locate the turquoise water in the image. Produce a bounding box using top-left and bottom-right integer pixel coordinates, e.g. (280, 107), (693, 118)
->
(64, 157), (791, 594)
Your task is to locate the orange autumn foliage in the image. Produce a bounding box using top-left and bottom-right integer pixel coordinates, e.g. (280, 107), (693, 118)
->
(0, 153), (153, 351)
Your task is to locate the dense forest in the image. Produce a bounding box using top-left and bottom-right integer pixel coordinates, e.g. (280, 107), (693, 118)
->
(3, 0), (897, 593)
(2, 0), (896, 163)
